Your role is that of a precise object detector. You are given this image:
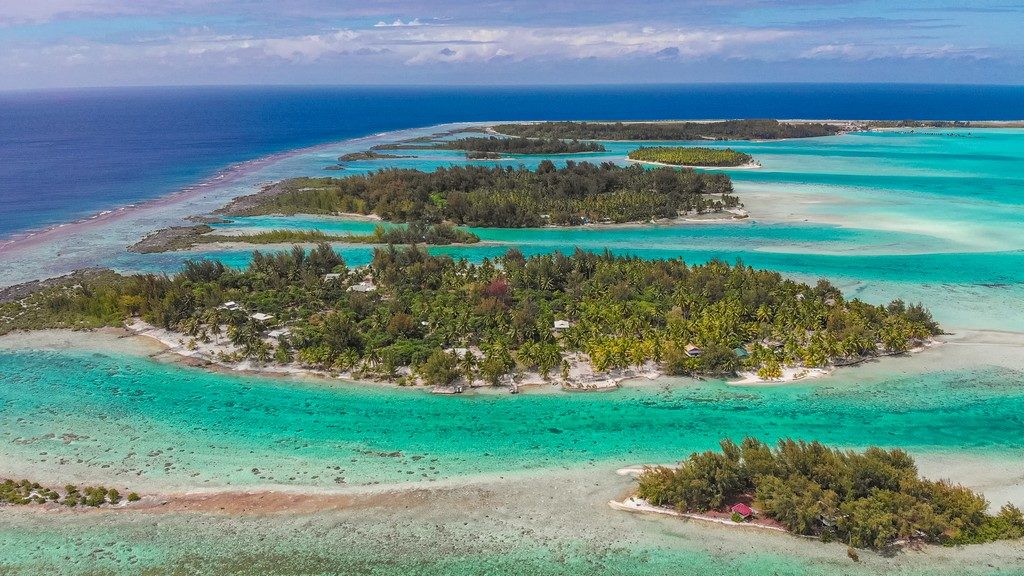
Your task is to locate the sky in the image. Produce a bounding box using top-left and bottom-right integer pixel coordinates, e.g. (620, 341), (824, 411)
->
(1, 0), (1022, 89)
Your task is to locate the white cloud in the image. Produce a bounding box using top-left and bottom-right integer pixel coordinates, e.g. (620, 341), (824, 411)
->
(801, 42), (991, 60)
(8, 22), (800, 67)
(374, 18), (425, 27)
(395, 25), (798, 64)
(0, 17), (995, 82)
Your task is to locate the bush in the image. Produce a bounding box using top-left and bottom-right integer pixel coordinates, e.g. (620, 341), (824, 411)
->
(418, 349), (459, 386)
(637, 438), (1023, 550)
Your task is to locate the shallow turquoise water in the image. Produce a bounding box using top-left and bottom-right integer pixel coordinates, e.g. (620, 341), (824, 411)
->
(3, 126), (1024, 574)
(2, 346), (1022, 490)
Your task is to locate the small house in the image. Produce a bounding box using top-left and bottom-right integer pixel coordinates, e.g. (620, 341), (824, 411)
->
(267, 328), (290, 339)
(323, 273), (342, 282)
(348, 281), (377, 293)
(250, 312), (274, 322)
(733, 346), (750, 359)
(553, 319), (571, 330)
(685, 344), (702, 357)
(731, 503), (754, 519)
(219, 301), (240, 311)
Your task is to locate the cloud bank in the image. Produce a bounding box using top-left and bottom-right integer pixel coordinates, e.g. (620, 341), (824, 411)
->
(0, 0), (1019, 88)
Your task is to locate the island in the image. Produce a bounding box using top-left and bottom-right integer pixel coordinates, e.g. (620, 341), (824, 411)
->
(492, 119), (848, 141)
(217, 162), (742, 227)
(375, 135), (605, 156)
(0, 246), (939, 392)
(128, 222), (480, 253)
(627, 146), (757, 168)
(337, 151), (414, 162)
(624, 438), (1024, 552)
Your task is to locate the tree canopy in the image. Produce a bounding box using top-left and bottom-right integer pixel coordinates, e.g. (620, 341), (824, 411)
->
(637, 438), (1024, 550)
(374, 136), (605, 156)
(1, 246), (940, 386)
(628, 147), (754, 167)
(221, 162), (740, 227)
(493, 120), (844, 141)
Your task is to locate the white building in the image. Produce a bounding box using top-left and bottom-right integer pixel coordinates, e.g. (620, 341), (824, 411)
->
(348, 281), (377, 293)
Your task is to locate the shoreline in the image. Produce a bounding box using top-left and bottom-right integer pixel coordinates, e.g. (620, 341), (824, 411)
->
(123, 319), (659, 394)
(609, 496), (792, 534)
(0, 324), (947, 397)
(125, 320), (938, 392)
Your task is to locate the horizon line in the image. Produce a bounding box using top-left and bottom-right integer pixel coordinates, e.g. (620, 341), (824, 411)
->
(3, 81), (1024, 94)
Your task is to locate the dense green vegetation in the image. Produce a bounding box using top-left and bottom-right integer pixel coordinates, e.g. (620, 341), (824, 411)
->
(866, 120), (974, 128)
(200, 224), (479, 247)
(493, 120), (844, 141)
(628, 147), (754, 167)
(443, 136), (604, 155)
(0, 247), (939, 386)
(130, 223), (479, 253)
(357, 222), (480, 245)
(636, 439), (1024, 550)
(374, 136), (605, 156)
(1, 478), (137, 507)
(201, 229), (346, 245)
(338, 151), (412, 162)
(222, 162), (740, 227)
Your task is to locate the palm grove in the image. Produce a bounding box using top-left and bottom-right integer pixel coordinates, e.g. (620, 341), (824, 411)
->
(1, 246), (939, 386)
(221, 162), (739, 227)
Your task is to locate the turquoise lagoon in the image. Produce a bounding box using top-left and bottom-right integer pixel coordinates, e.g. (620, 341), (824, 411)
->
(2, 126), (1024, 574)
(6, 125), (1024, 484)
(1, 338), (1023, 491)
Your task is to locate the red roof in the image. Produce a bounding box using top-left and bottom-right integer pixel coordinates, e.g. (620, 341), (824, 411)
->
(731, 503), (754, 517)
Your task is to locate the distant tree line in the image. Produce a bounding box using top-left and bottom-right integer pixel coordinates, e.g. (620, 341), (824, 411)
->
(373, 136), (605, 156)
(493, 120), (844, 141)
(866, 120), (973, 128)
(130, 223), (479, 253)
(338, 151), (412, 162)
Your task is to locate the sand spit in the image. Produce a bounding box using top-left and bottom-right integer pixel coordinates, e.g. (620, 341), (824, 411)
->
(3, 466), (1022, 576)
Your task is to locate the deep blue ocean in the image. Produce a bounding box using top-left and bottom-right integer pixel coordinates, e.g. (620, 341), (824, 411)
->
(1, 83), (1022, 238)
